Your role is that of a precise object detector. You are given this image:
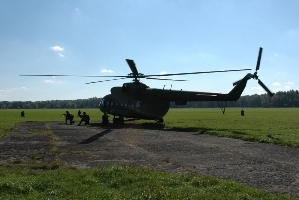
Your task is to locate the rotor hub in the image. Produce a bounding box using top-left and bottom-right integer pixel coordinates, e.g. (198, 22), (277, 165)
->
(253, 71), (259, 80)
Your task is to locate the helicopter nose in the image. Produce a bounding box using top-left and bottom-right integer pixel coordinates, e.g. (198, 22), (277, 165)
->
(99, 101), (105, 113)
(99, 95), (110, 113)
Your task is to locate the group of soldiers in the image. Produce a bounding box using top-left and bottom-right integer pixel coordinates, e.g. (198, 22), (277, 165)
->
(21, 110), (106, 126)
(64, 110), (90, 126)
(65, 110), (109, 126)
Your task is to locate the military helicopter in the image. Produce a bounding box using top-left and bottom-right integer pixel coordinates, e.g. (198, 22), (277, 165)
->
(21, 47), (273, 124)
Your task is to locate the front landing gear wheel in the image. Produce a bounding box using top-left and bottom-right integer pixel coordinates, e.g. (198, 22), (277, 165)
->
(119, 117), (124, 125)
(102, 115), (109, 126)
(112, 116), (124, 125)
(157, 118), (164, 123)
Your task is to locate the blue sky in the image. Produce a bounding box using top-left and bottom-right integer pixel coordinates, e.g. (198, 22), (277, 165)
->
(1, 0), (298, 101)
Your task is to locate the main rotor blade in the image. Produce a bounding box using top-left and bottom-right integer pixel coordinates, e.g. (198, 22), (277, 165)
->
(258, 79), (274, 97)
(20, 74), (133, 78)
(20, 75), (76, 76)
(146, 68), (251, 77)
(21, 68), (250, 78)
(85, 78), (127, 84)
(256, 47), (262, 71)
(145, 77), (188, 81)
(126, 59), (139, 76)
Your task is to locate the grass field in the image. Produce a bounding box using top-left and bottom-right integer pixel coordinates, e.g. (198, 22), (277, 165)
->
(164, 108), (299, 147)
(0, 108), (298, 199)
(1, 108), (299, 146)
(0, 164), (294, 200)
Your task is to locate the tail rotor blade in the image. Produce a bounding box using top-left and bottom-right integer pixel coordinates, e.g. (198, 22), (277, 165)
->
(258, 79), (274, 97)
(256, 47), (263, 71)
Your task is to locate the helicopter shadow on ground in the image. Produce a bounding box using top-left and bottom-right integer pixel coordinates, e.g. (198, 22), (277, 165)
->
(79, 129), (113, 144)
(76, 122), (165, 144)
(75, 123), (249, 145)
(89, 121), (166, 130)
(89, 122), (249, 137)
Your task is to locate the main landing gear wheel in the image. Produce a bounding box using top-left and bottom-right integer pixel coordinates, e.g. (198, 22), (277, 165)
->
(119, 117), (124, 125)
(113, 116), (125, 125)
(157, 118), (164, 123)
(102, 115), (109, 126)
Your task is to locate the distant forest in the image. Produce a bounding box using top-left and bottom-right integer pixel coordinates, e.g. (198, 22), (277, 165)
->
(0, 90), (298, 109)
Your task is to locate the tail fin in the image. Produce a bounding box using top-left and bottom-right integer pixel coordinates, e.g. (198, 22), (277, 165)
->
(228, 73), (252, 101)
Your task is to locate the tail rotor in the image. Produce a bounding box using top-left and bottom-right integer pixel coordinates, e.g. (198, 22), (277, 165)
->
(233, 47), (274, 97)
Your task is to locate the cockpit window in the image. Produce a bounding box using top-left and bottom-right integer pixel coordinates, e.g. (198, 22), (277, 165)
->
(101, 98), (106, 105)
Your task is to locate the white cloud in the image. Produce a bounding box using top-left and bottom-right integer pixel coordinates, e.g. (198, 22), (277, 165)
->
(0, 87), (28, 100)
(50, 45), (64, 52)
(277, 72), (286, 75)
(43, 79), (62, 84)
(251, 86), (262, 90)
(285, 82), (294, 85)
(59, 53), (64, 57)
(101, 69), (113, 73)
(284, 85), (291, 90)
(285, 29), (299, 39)
(274, 54), (279, 57)
(273, 82), (280, 86)
(250, 86), (265, 95)
(274, 85), (293, 92)
(160, 71), (167, 75)
(73, 7), (83, 15)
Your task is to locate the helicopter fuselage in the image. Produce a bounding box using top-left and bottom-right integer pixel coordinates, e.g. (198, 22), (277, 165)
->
(99, 77), (250, 122)
(99, 84), (170, 121)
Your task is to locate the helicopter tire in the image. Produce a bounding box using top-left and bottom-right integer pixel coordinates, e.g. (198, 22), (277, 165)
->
(112, 117), (124, 125)
(113, 117), (117, 124)
(157, 118), (164, 123)
(102, 119), (109, 126)
(119, 117), (124, 125)
(102, 114), (109, 126)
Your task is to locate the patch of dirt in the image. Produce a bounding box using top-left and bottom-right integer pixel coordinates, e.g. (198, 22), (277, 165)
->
(0, 121), (299, 197)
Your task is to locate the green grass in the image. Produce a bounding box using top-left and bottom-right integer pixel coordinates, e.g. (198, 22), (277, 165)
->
(0, 163), (294, 200)
(1, 108), (299, 146)
(0, 109), (102, 138)
(163, 108), (299, 147)
(0, 108), (298, 199)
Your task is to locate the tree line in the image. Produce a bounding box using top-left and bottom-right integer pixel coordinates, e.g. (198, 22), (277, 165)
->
(0, 90), (298, 109)
(0, 97), (101, 109)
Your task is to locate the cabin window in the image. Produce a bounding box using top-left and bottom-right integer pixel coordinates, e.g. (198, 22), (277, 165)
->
(101, 98), (106, 106)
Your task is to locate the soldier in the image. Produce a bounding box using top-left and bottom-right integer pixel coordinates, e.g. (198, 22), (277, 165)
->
(78, 112), (90, 126)
(65, 111), (74, 124)
(102, 112), (109, 126)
